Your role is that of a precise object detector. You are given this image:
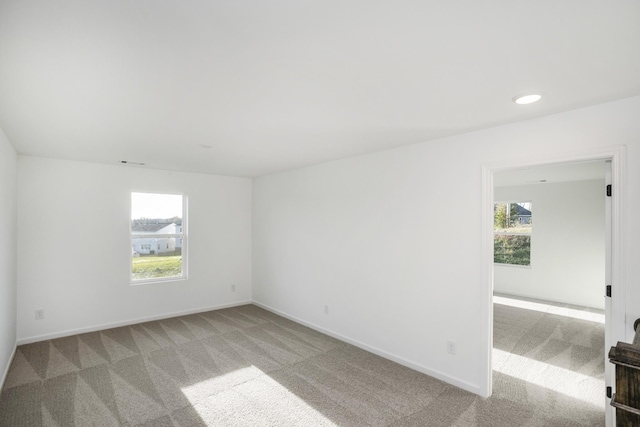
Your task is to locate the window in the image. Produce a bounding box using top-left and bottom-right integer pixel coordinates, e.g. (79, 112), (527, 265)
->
(130, 192), (187, 283)
(494, 201), (531, 266)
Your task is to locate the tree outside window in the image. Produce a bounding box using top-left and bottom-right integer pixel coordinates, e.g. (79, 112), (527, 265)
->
(494, 202), (531, 266)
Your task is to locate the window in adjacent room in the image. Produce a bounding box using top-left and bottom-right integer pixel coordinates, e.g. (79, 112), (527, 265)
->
(130, 192), (187, 283)
(494, 201), (532, 266)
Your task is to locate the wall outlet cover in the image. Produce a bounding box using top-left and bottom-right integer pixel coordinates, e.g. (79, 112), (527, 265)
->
(447, 340), (456, 355)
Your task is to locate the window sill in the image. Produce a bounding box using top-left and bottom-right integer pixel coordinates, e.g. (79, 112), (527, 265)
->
(494, 263), (531, 269)
(130, 276), (187, 286)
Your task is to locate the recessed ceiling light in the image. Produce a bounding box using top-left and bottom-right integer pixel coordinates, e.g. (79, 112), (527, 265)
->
(513, 94), (542, 105)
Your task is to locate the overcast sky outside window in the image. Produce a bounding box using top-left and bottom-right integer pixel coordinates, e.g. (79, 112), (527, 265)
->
(131, 192), (183, 220)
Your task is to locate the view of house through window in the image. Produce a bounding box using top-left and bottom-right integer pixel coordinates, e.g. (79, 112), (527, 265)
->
(131, 192), (186, 282)
(494, 201), (531, 266)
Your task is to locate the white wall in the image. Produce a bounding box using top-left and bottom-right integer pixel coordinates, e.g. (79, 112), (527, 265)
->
(17, 157), (252, 342)
(252, 96), (640, 395)
(0, 126), (17, 387)
(494, 179), (605, 309)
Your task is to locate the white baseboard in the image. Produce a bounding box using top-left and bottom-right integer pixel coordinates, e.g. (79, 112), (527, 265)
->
(252, 300), (481, 396)
(1, 343), (17, 391)
(17, 300), (252, 345)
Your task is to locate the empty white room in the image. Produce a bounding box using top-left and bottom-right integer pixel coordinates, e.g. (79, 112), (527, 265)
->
(1, 1), (640, 426)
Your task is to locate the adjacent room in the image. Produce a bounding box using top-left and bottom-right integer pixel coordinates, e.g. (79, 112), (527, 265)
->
(1, 1), (640, 426)
(492, 161), (607, 424)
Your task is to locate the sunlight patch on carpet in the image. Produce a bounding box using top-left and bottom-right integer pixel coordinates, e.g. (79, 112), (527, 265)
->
(494, 295), (604, 324)
(493, 348), (604, 408)
(181, 366), (336, 426)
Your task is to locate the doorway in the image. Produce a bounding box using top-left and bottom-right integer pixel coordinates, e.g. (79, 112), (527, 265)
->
(480, 147), (626, 427)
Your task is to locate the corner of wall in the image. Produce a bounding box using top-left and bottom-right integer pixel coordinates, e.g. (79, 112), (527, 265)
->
(0, 125), (18, 393)
(0, 343), (17, 391)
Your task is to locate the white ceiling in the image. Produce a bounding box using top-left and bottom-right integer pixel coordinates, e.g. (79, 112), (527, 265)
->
(0, 1), (639, 177)
(493, 160), (606, 187)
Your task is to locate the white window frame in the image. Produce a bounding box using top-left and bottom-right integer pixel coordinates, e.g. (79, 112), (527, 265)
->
(493, 200), (532, 267)
(130, 192), (188, 285)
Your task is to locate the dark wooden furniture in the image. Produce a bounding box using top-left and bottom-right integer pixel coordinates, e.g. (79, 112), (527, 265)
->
(609, 319), (640, 426)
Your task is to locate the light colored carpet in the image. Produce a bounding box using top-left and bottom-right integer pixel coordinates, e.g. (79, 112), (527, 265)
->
(0, 299), (604, 426)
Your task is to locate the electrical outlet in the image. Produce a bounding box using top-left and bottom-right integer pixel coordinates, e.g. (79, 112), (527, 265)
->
(324, 305), (329, 315)
(231, 284), (236, 292)
(35, 309), (45, 320)
(447, 340), (456, 355)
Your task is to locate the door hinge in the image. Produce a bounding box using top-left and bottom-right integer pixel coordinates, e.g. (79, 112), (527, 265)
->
(607, 386), (612, 399)
(606, 185), (612, 197)
(606, 285), (612, 297)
